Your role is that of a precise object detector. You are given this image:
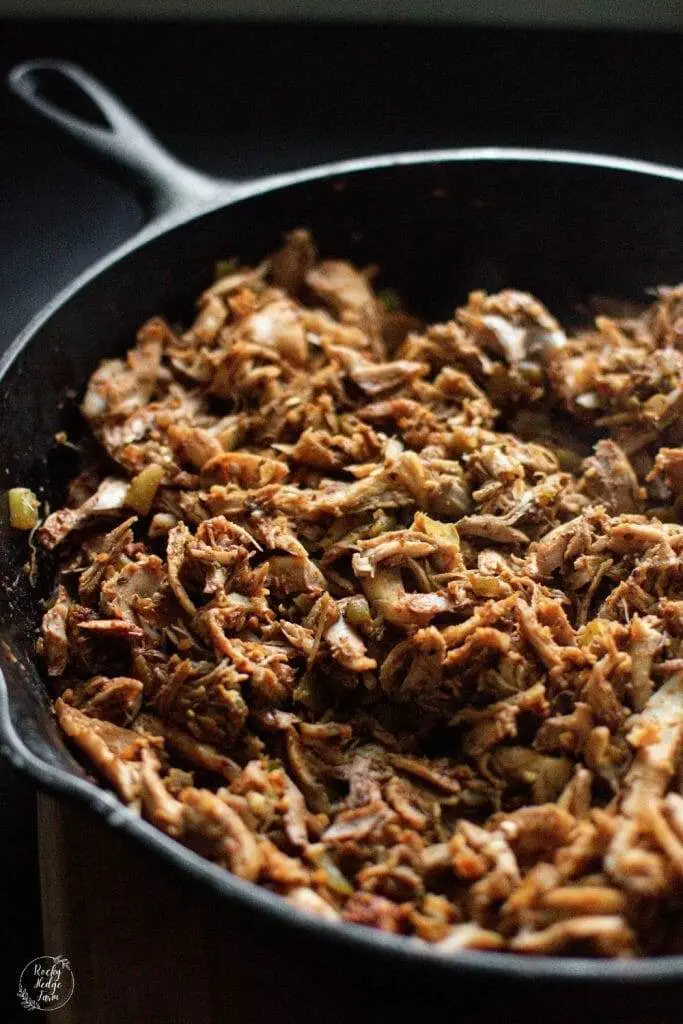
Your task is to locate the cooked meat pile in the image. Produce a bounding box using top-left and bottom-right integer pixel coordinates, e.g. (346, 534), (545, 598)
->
(36, 230), (683, 957)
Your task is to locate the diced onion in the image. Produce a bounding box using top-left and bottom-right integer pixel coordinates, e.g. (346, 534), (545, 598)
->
(125, 464), (165, 515)
(8, 487), (39, 530)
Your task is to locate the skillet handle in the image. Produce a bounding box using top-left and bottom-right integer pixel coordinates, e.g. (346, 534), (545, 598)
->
(8, 60), (233, 217)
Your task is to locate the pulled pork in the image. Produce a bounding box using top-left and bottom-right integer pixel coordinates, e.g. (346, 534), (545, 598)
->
(37, 231), (683, 957)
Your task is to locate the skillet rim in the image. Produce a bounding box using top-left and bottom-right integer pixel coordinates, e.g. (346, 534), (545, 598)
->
(3, 145), (683, 983)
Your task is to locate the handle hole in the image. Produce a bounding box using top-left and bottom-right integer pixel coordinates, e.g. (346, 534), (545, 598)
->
(28, 69), (112, 130)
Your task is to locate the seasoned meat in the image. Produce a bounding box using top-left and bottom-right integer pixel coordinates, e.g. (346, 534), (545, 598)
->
(579, 440), (642, 514)
(35, 229), (683, 957)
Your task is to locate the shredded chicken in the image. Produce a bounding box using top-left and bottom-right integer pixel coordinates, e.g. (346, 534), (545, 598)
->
(36, 231), (683, 958)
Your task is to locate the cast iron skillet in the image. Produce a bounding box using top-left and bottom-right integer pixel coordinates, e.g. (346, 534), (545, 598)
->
(3, 60), (683, 986)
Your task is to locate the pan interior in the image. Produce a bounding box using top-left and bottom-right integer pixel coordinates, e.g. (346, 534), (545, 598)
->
(0, 156), (682, 967)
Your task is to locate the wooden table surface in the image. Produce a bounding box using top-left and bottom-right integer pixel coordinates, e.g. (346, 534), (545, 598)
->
(39, 793), (365, 1024)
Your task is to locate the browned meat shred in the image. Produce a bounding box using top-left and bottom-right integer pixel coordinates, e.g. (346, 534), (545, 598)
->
(38, 230), (683, 958)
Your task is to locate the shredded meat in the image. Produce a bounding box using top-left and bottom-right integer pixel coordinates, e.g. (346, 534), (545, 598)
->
(36, 230), (683, 958)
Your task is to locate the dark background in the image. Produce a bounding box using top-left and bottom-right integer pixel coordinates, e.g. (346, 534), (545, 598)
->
(1, 17), (682, 1019)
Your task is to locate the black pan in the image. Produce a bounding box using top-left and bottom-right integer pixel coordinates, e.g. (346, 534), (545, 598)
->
(3, 59), (683, 998)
